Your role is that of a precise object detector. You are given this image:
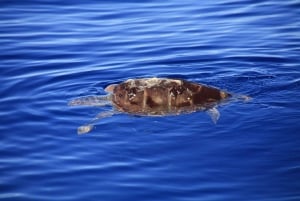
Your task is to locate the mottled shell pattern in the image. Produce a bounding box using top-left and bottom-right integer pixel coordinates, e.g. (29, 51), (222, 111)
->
(105, 78), (231, 115)
(69, 77), (234, 134)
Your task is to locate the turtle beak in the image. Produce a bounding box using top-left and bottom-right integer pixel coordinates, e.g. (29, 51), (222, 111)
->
(105, 84), (116, 93)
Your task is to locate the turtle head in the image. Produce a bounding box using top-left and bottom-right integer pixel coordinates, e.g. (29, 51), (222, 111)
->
(105, 84), (117, 93)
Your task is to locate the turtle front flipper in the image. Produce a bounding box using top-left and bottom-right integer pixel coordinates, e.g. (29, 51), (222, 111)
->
(78, 124), (94, 135)
(68, 95), (112, 107)
(77, 110), (116, 135)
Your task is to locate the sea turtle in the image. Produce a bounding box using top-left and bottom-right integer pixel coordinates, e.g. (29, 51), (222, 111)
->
(69, 78), (245, 134)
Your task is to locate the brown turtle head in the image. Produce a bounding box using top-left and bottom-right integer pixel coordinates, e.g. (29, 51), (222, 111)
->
(108, 82), (144, 113)
(107, 83), (127, 105)
(105, 84), (117, 93)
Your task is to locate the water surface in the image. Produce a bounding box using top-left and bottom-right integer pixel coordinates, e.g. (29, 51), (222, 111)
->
(1, 1), (300, 200)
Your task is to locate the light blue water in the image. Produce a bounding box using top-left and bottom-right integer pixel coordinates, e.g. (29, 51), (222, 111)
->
(1, 1), (300, 200)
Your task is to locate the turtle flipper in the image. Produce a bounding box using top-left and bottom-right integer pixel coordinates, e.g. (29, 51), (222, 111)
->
(68, 95), (111, 107)
(77, 111), (116, 135)
(78, 124), (94, 135)
(206, 107), (220, 124)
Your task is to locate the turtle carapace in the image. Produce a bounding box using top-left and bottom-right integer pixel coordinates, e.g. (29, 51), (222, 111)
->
(69, 78), (235, 134)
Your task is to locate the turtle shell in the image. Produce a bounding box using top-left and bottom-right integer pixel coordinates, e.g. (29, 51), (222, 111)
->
(105, 78), (231, 115)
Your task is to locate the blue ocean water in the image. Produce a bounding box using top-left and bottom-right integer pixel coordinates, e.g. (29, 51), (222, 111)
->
(1, 0), (300, 200)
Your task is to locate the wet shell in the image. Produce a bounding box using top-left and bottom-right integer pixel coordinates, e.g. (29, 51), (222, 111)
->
(69, 77), (237, 134)
(105, 78), (231, 115)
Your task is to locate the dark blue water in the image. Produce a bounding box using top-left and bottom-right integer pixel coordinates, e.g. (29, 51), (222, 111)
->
(1, 0), (300, 200)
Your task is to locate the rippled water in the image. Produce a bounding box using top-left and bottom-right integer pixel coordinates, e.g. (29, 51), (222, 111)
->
(1, 1), (300, 200)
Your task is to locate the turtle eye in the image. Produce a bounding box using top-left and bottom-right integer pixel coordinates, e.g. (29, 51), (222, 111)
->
(118, 94), (123, 98)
